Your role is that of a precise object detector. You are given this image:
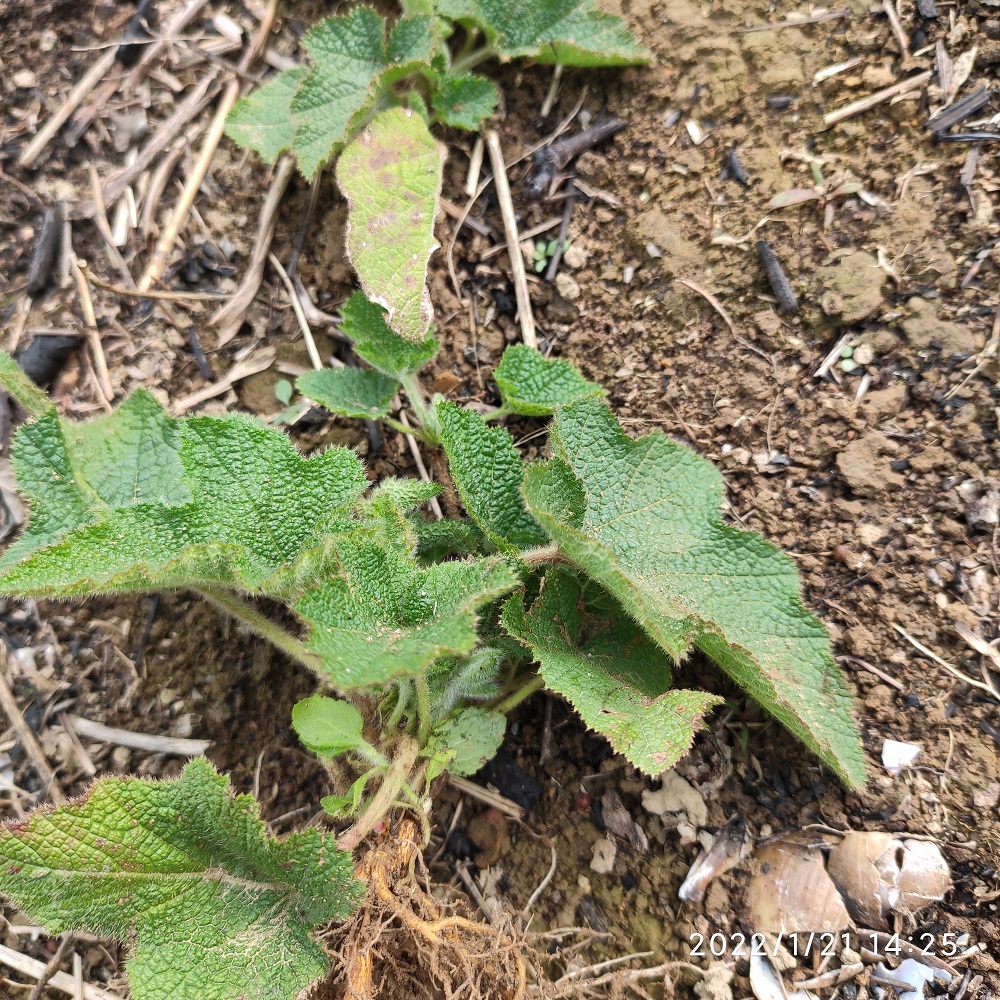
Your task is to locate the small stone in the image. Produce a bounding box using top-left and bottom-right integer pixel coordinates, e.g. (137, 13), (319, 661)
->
(841, 358), (857, 373)
(13, 70), (35, 89)
(973, 782), (1000, 809)
(854, 343), (875, 366)
(627, 161), (647, 177)
(563, 245), (588, 270)
(554, 272), (581, 300)
(590, 837), (617, 874)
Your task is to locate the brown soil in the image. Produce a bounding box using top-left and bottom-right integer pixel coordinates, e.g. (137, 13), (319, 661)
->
(1, 0), (999, 998)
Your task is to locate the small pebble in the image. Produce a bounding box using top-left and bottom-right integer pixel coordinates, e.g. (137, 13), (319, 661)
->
(13, 70), (35, 89)
(840, 344), (855, 359)
(854, 343), (875, 366)
(841, 358), (858, 373)
(563, 245), (587, 269)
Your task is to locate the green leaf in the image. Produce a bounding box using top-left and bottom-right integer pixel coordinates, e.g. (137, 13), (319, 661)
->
(296, 539), (518, 689)
(0, 758), (361, 1000)
(322, 770), (378, 819)
(384, 15), (439, 83)
(290, 8), (388, 178)
(292, 695), (367, 758)
(337, 107), (445, 342)
(225, 67), (308, 163)
(502, 567), (722, 774)
(427, 647), (504, 718)
(438, 0), (650, 65)
(0, 352), (51, 418)
(423, 707), (506, 782)
(298, 366), (400, 420)
(340, 292), (439, 380)
(521, 400), (866, 788)
(437, 401), (548, 552)
(493, 344), (605, 416)
(431, 72), (498, 129)
(0, 390), (188, 570)
(0, 407), (367, 596)
(413, 517), (484, 563)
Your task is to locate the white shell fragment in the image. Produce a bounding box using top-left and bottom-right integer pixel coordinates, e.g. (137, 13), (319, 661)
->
(827, 832), (950, 930)
(590, 837), (617, 874)
(882, 739), (921, 775)
(873, 959), (951, 1000)
(679, 816), (752, 903)
(746, 837), (851, 935)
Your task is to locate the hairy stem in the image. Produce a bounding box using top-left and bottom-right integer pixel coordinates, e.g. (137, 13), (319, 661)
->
(494, 674), (544, 714)
(197, 587), (325, 678)
(383, 414), (431, 442)
(518, 543), (561, 567)
(338, 736), (419, 852)
(400, 373), (435, 433)
(451, 43), (496, 75)
(414, 675), (433, 746)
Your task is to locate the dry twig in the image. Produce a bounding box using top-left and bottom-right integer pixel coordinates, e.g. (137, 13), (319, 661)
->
(824, 71), (932, 126)
(0, 944), (120, 1000)
(485, 130), (537, 348)
(68, 716), (210, 756)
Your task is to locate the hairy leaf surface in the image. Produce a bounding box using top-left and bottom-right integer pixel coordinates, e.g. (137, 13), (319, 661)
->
(0, 353), (51, 418)
(424, 707), (506, 781)
(502, 567), (722, 773)
(437, 401), (547, 552)
(338, 107), (445, 342)
(0, 404), (367, 596)
(521, 400), (866, 788)
(438, 0), (650, 65)
(340, 292), (439, 379)
(0, 758), (361, 1000)
(297, 540), (518, 688)
(431, 72), (497, 128)
(225, 67), (308, 162)
(288, 8), (388, 178)
(298, 366), (400, 420)
(493, 344), (604, 416)
(292, 696), (368, 758)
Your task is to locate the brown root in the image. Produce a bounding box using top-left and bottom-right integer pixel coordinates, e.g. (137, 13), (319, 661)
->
(317, 817), (530, 1000)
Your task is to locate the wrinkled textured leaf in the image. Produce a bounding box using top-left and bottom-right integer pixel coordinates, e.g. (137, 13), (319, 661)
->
(493, 345), (604, 416)
(437, 401), (548, 552)
(0, 758), (361, 1000)
(424, 707), (506, 780)
(298, 366), (400, 420)
(297, 539), (518, 688)
(340, 292), (439, 379)
(431, 72), (498, 129)
(0, 390), (187, 570)
(521, 400), (866, 788)
(292, 695), (367, 758)
(0, 404), (367, 596)
(502, 567), (722, 774)
(384, 15), (439, 83)
(290, 8), (388, 178)
(438, 0), (650, 65)
(225, 67), (308, 162)
(338, 107), (445, 342)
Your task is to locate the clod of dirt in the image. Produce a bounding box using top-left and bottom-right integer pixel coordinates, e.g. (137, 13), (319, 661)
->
(957, 477), (1000, 531)
(826, 831), (950, 930)
(466, 807), (510, 868)
(899, 296), (980, 354)
(641, 770), (707, 831)
(694, 963), (735, 1000)
(745, 838), (851, 935)
(624, 207), (700, 276)
(590, 836), (617, 874)
(814, 251), (886, 325)
(836, 432), (906, 497)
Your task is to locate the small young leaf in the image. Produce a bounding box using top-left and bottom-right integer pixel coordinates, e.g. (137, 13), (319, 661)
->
(427, 647), (505, 718)
(290, 8), (388, 178)
(298, 366), (400, 420)
(296, 539), (518, 688)
(292, 695), (367, 758)
(424, 707), (506, 781)
(431, 72), (498, 129)
(0, 758), (361, 1000)
(521, 399), (866, 788)
(438, 0), (650, 66)
(436, 401), (548, 552)
(338, 107), (445, 343)
(225, 67), (308, 163)
(274, 378), (294, 406)
(384, 14), (439, 83)
(413, 517), (484, 563)
(502, 567), (722, 774)
(493, 346), (604, 416)
(0, 353), (52, 418)
(340, 292), (439, 380)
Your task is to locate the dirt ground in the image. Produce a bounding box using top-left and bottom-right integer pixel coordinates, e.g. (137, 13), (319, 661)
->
(1, 0), (999, 998)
